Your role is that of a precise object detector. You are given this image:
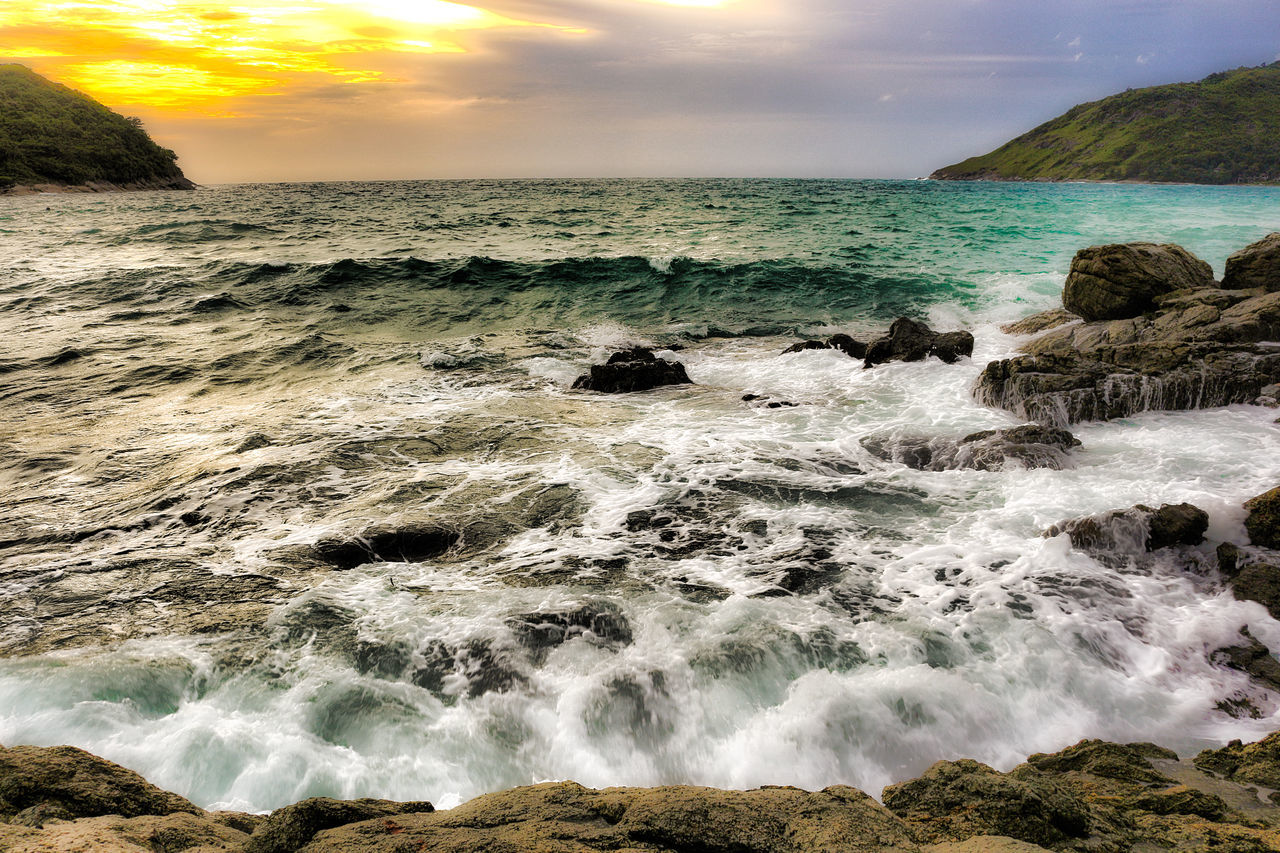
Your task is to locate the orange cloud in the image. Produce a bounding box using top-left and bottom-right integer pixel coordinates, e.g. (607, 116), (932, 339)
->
(0, 0), (576, 112)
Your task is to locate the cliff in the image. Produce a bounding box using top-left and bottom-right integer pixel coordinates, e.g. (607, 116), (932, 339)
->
(0, 64), (194, 193)
(932, 63), (1280, 185)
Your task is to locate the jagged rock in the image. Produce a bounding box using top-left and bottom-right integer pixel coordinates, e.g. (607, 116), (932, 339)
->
(0, 744), (201, 822)
(862, 424), (1081, 472)
(311, 523), (459, 569)
(829, 333), (868, 359)
(881, 758), (1090, 847)
(1044, 503), (1208, 553)
(1001, 309), (1080, 336)
(781, 339), (830, 354)
(1062, 243), (1214, 321)
(1244, 486), (1280, 549)
(863, 318), (974, 368)
(572, 347), (692, 393)
(1024, 739), (1177, 785)
(1124, 785), (1229, 820)
(246, 797), (434, 853)
(299, 781), (923, 853)
(1223, 232), (1280, 292)
(1195, 731), (1280, 791)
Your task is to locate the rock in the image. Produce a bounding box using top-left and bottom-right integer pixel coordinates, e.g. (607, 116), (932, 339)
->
(1195, 731), (1280, 791)
(1062, 243), (1214, 321)
(246, 797), (434, 853)
(311, 523), (460, 569)
(506, 601), (633, 648)
(1227, 555), (1280, 620)
(0, 812), (251, 852)
(863, 318), (975, 368)
(300, 781), (924, 853)
(781, 339), (830, 354)
(1211, 629), (1280, 691)
(1044, 502), (1208, 553)
(1218, 542), (1241, 576)
(862, 424), (1081, 472)
(1001, 309), (1079, 336)
(828, 333), (868, 359)
(1223, 232), (1280, 292)
(1244, 486), (1280, 549)
(572, 347), (692, 393)
(1124, 785), (1229, 820)
(881, 758), (1090, 847)
(0, 744), (201, 822)
(1024, 739), (1177, 785)
(930, 331), (975, 364)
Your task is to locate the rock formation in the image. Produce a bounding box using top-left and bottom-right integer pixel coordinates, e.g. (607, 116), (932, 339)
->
(572, 347), (692, 393)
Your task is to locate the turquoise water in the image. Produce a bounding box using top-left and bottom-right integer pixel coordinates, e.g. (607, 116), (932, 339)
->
(1, 179), (1279, 811)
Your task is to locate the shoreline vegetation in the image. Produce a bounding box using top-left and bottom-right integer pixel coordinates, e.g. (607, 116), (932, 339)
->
(932, 62), (1280, 185)
(3, 731), (1280, 852)
(0, 65), (194, 195)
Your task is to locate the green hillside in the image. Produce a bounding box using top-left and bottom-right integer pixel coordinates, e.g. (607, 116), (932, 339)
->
(932, 63), (1280, 185)
(0, 64), (193, 190)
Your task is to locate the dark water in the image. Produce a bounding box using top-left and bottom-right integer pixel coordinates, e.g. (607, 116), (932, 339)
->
(1, 179), (1279, 812)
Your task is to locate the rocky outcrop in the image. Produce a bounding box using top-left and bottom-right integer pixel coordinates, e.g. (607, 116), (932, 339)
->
(1223, 233), (1280, 291)
(864, 318), (975, 367)
(572, 347), (692, 393)
(862, 424), (1081, 472)
(1044, 502), (1208, 553)
(6, 736), (1280, 853)
(309, 522), (460, 569)
(978, 241), (1280, 425)
(1062, 243), (1214, 321)
(1245, 486), (1280, 549)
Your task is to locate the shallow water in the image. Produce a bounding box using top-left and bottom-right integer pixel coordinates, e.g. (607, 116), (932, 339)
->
(1, 179), (1279, 812)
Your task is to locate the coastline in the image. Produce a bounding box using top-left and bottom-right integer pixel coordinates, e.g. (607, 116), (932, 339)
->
(3, 732), (1279, 852)
(0, 177), (197, 195)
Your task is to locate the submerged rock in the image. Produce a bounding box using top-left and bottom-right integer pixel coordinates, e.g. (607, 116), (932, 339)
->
(1211, 629), (1280, 692)
(1223, 232), (1280, 292)
(1062, 242), (1214, 321)
(572, 347), (692, 393)
(863, 318), (974, 368)
(862, 424), (1081, 472)
(1044, 502), (1208, 553)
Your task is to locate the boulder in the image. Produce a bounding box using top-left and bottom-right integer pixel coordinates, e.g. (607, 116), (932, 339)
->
(1226, 555), (1280, 620)
(1062, 243), (1214, 321)
(781, 339), (830, 354)
(1043, 502), (1208, 553)
(881, 758), (1090, 847)
(0, 744), (201, 821)
(1222, 232), (1280, 291)
(246, 797), (434, 853)
(572, 347), (692, 393)
(828, 333), (868, 359)
(1244, 486), (1280, 549)
(931, 331), (975, 364)
(863, 318), (975, 368)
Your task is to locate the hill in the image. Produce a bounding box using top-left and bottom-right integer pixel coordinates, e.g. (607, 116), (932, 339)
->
(931, 63), (1280, 185)
(0, 64), (194, 193)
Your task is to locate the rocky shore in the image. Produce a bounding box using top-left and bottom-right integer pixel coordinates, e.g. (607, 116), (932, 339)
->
(0, 176), (197, 195)
(4, 733), (1280, 852)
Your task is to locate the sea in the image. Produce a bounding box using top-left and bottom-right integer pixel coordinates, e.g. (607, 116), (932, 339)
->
(2, 178), (1279, 813)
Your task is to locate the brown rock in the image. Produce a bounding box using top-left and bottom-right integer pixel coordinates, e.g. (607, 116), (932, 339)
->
(1062, 243), (1214, 321)
(1223, 232), (1280, 292)
(246, 797), (434, 853)
(1244, 486), (1280, 549)
(1001, 308), (1079, 336)
(1194, 731), (1280, 791)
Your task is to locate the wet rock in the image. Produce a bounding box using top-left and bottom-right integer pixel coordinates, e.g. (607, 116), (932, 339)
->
(572, 347), (692, 393)
(1244, 486), (1280, 549)
(1062, 243), (1214, 321)
(311, 523), (460, 569)
(781, 339), (830, 354)
(1226, 555), (1280, 620)
(1124, 785), (1229, 820)
(507, 601), (633, 648)
(1194, 731), (1280, 791)
(1025, 739), (1177, 785)
(1044, 503), (1208, 553)
(1223, 232), (1280, 292)
(882, 758), (1090, 847)
(1219, 542), (1241, 576)
(829, 333), (868, 359)
(246, 798), (433, 853)
(930, 331), (976, 364)
(0, 744), (201, 821)
(409, 638), (527, 699)
(1211, 629), (1280, 692)
(863, 425), (1080, 472)
(862, 318), (975, 368)
(1001, 308), (1079, 336)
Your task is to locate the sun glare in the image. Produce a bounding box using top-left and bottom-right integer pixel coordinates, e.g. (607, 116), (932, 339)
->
(0, 0), (568, 111)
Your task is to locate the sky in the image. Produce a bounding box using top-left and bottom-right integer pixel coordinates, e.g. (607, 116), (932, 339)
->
(2, 0), (1279, 183)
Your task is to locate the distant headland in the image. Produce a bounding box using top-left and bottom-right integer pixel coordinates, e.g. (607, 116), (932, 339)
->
(0, 64), (194, 195)
(932, 62), (1280, 185)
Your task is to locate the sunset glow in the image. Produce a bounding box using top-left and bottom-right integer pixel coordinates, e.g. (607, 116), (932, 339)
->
(0, 0), (568, 109)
